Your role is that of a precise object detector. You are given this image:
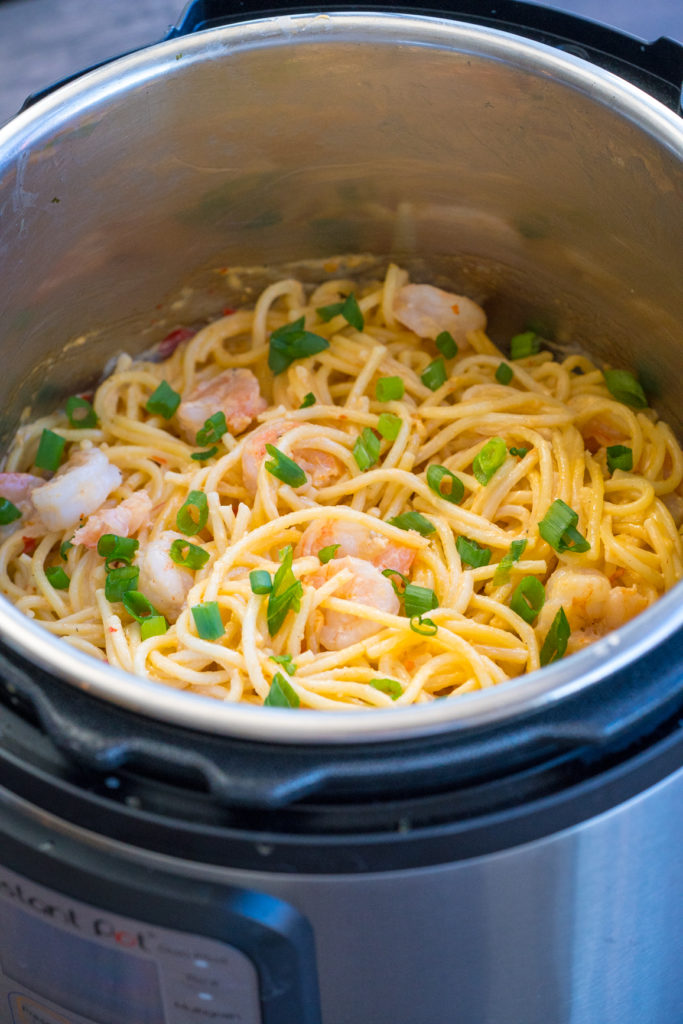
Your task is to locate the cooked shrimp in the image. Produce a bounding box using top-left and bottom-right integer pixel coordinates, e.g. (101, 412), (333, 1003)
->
(310, 555), (399, 651)
(394, 284), (486, 344)
(177, 368), (267, 443)
(241, 419), (340, 494)
(72, 491), (153, 548)
(297, 518), (415, 575)
(31, 449), (122, 533)
(536, 566), (653, 653)
(136, 530), (194, 621)
(0, 472), (43, 521)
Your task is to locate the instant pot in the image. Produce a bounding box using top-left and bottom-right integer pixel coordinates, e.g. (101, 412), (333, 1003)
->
(0, 2), (681, 1022)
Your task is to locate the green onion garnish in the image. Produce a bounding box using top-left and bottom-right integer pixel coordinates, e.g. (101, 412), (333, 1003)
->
(495, 362), (513, 385)
(389, 510), (436, 536)
(195, 411), (227, 447)
(268, 317), (330, 375)
(317, 293), (364, 331)
(45, 566), (70, 589)
(493, 539), (527, 584)
(456, 536), (492, 568)
(97, 534), (139, 563)
(539, 607), (571, 666)
(538, 499), (590, 553)
(421, 357), (447, 391)
(377, 413), (402, 441)
(510, 575), (545, 624)
(35, 429), (66, 472)
(509, 446), (529, 458)
(249, 569), (273, 594)
(403, 583), (439, 619)
(510, 331), (540, 359)
(353, 428), (381, 471)
(473, 437), (507, 485)
(318, 544), (340, 565)
(122, 590), (159, 622)
(191, 447), (219, 462)
(606, 444), (633, 473)
(370, 677), (403, 700)
(169, 538), (210, 570)
(435, 331), (458, 359)
(265, 444), (307, 487)
(270, 653), (296, 675)
(0, 499), (22, 525)
(300, 392), (316, 409)
(603, 369), (648, 409)
(140, 615), (168, 640)
(105, 565), (140, 602)
(65, 395), (98, 429)
(264, 672), (300, 708)
(60, 539), (73, 560)
(267, 546), (303, 636)
(426, 465), (465, 505)
(381, 568), (410, 598)
(191, 600), (225, 640)
(145, 380), (181, 418)
(176, 490), (209, 536)
(410, 616), (438, 636)
(375, 376), (405, 402)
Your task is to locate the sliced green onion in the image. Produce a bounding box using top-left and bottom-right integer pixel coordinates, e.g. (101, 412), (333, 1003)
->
(0, 499), (21, 525)
(270, 653), (296, 675)
(267, 546), (303, 636)
(191, 446), (219, 461)
(426, 464), (465, 505)
(473, 437), (507, 485)
(317, 293), (364, 331)
(97, 534), (139, 562)
(268, 317), (330, 375)
(353, 428), (381, 471)
(540, 607), (571, 666)
(606, 444), (634, 473)
(510, 575), (545, 624)
(370, 677), (403, 700)
(45, 565), (70, 589)
(191, 600), (225, 640)
(169, 538), (210, 570)
(300, 392), (316, 409)
(265, 444), (307, 487)
(59, 539), (73, 560)
(35, 429), (66, 472)
(318, 544), (340, 565)
(456, 535), (492, 568)
(195, 411), (227, 447)
(509, 446), (529, 458)
(264, 672), (300, 708)
(377, 413), (402, 441)
(249, 569), (273, 594)
(435, 331), (458, 359)
(493, 538), (527, 584)
(140, 615), (167, 640)
(381, 568), (410, 598)
(145, 380), (181, 418)
(510, 331), (540, 359)
(495, 362), (513, 385)
(410, 616), (438, 636)
(603, 369), (647, 409)
(121, 589), (158, 621)
(65, 395), (97, 428)
(403, 583), (439, 619)
(421, 357), (447, 391)
(538, 499), (590, 553)
(176, 490), (209, 536)
(105, 565), (139, 602)
(375, 376), (405, 402)
(388, 510), (436, 536)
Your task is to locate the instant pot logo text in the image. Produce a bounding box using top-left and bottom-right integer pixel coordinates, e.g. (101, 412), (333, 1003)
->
(0, 876), (154, 948)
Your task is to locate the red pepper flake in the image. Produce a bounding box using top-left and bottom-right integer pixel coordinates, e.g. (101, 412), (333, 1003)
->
(22, 537), (37, 556)
(157, 326), (196, 360)
(108, 626), (118, 633)
(451, 303), (460, 314)
(222, 307), (235, 316)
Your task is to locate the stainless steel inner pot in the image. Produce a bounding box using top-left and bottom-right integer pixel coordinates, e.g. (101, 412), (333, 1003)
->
(0, 11), (680, 744)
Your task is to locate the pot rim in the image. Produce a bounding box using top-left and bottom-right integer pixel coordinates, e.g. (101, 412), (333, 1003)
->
(0, 11), (681, 744)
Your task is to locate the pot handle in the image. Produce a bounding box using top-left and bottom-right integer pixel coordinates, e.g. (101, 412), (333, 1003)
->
(169, 0), (683, 114)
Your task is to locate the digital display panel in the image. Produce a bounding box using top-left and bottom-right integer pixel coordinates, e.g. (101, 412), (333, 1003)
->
(1, 902), (165, 1024)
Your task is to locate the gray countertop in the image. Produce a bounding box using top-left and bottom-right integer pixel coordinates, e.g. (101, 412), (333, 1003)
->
(0, 0), (681, 127)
